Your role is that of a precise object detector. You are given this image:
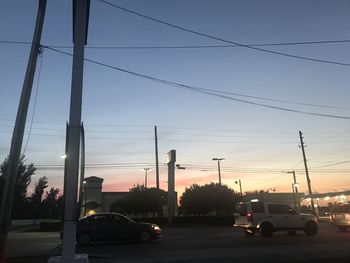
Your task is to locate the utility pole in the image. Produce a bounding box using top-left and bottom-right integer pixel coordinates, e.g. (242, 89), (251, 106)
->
(299, 131), (316, 216)
(0, 1), (47, 261)
(212, 158), (224, 185)
(144, 168), (150, 188)
(154, 126), (160, 189)
(235, 179), (242, 195)
(61, 0), (90, 262)
(167, 150), (176, 224)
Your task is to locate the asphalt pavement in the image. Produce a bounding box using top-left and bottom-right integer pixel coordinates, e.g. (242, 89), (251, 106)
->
(5, 222), (350, 263)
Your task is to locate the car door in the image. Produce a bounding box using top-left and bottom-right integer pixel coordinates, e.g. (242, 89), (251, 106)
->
(285, 209), (305, 228)
(109, 214), (134, 241)
(266, 204), (290, 229)
(89, 214), (115, 241)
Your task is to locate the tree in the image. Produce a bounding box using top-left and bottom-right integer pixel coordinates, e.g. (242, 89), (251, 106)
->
(110, 185), (166, 216)
(42, 187), (61, 219)
(0, 155), (36, 219)
(30, 176), (48, 218)
(180, 183), (241, 216)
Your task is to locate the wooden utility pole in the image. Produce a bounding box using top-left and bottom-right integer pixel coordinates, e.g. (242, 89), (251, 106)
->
(0, 1), (47, 261)
(299, 131), (316, 216)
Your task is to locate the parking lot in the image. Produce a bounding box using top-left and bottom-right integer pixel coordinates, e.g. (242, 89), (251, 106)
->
(6, 222), (350, 263)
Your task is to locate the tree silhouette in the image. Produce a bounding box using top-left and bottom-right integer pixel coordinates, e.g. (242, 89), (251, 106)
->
(180, 183), (241, 216)
(30, 176), (48, 218)
(42, 187), (61, 219)
(0, 155), (36, 219)
(110, 185), (166, 216)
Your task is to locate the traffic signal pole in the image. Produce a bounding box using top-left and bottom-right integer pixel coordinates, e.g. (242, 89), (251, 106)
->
(0, 1), (47, 261)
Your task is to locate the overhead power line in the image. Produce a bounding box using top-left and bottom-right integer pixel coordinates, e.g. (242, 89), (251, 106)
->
(3, 39), (350, 50)
(4, 41), (347, 110)
(311, 160), (350, 168)
(45, 46), (350, 120)
(97, 0), (350, 67)
(22, 48), (44, 154)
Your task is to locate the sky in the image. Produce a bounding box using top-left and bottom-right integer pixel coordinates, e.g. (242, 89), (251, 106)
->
(0, 0), (350, 204)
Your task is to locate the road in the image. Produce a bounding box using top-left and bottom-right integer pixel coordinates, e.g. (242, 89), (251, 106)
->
(5, 222), (350, 263)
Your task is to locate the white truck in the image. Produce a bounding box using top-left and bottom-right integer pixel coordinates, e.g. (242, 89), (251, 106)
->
(234, 201), (318, 237)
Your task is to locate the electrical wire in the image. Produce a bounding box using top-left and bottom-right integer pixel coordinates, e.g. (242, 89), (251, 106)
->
(311, 160), (350, 168)
(97, 0), (350, 67)
(22, 47), (44, 154)
(44, 46), (350, 120)
(3, 39), (350, 49)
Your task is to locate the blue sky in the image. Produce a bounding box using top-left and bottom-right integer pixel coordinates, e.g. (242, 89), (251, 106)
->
(1, 0), (349, 200)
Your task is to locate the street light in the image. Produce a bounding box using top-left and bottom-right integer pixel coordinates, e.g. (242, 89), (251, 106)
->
(143, 168), (151, 188)
(83, 180), (87, 216)
(235, 179), (243, 195)
(212, 158), (224, 185)
(287, 171), (299, 210)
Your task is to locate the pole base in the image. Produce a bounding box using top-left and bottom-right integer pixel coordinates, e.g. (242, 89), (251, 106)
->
(47, 254), (89, 263)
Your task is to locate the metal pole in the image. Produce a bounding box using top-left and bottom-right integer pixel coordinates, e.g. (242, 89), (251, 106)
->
(78, 123), (85, 218)
(299, 131), (316, 216)
(83, 181), (87, 216)
(292, 183), (297, 209)
(154, 126), (159, 189)
(292, 171), (298, 194)
(239, 179), (242, 195)
(167, 150), (176, 225)
(217, 160), (222, 185)
(62, 0), (89, 260)
(212, 158), (224, 185)
(144, 168), (149, 188)
(0, 1), (47, 260)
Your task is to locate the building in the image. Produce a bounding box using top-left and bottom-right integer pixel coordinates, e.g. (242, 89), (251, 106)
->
(83, 176), (177, 218)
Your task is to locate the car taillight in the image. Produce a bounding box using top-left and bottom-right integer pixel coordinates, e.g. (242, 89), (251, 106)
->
(247, 212), (253, 222)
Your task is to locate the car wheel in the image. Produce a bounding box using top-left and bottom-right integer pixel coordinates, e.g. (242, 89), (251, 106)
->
(244, 229), (255, 236)
(338, 226), (348, 232)
(260, 222), (273, 238)
(138, 231), (150, 243)
(287, 231), (297, 235)
(304, 221), (318, 236)
(77, 233), (91, 246)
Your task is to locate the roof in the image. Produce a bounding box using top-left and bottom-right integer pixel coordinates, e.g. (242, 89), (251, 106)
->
(84, 176), (104, 183)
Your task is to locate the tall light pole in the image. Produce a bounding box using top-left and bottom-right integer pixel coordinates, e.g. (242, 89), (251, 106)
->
(235, 179), (243, 196)
(212, 158), (224, 185)
(144, 168), (150, 188)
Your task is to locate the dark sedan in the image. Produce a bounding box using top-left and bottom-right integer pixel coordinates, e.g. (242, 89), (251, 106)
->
(76, 213), (163, 245)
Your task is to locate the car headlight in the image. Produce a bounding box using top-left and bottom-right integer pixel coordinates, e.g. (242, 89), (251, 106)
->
(152, 225), (161, 231)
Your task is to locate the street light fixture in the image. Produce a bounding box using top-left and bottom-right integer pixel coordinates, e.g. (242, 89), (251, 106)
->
(143, 168), (151, 188)
(212, 158), (224, 185)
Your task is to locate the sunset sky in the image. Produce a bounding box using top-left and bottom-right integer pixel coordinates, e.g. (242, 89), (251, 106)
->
(1, 0), (349, 202)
